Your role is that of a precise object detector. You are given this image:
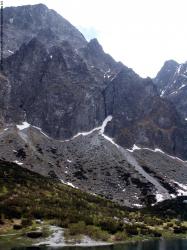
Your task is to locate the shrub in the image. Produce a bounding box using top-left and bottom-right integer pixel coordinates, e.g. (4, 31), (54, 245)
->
(13, 224), (22, 230)
(21, 218), (33, 227)
(173, 226), (187, 234)
(124, 225), (139, 236)
(98, 218), (122, 234)
(0, 220), (4, 225)
(68, 221), (86, 235)
(86, 225), (110, 241)
(153, 231), (162, 237)
(139, 228), (151, 235)
(114, 231), (128, 241)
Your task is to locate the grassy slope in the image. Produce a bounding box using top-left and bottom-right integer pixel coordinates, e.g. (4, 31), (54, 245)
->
(0, 160), (128, 222)
(0, 160), (187, 243)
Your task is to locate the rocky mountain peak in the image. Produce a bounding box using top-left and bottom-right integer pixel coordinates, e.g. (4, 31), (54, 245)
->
(88, 38), (104, 53)
(154, 60), (187, 119)
(163, 59), (179, 68)
(4, 4), (87, 57)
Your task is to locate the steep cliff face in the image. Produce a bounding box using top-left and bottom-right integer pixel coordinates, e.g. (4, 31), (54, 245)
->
(104, 69), (187, 159)
(154, 60), (187, 120)
(4, 38), (187, 158)
(4, 4), (87, 57)
(78, 38), (123, 77)
(4, 38), (106, 139)
(0, 73), (11, 127)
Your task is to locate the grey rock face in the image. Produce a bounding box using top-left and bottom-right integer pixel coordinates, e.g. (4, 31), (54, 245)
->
(78, 38), (123, 78)
(4, 38), (105, 139)
(154, 60), (187, 119)
(0, 74), (11, 126)
(104, 69), (187, 159)
(4, 37), (187, 159)
(4, 4), (87, 57)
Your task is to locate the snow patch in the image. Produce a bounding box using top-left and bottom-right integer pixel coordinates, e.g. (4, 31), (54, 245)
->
(156, 192), (165, 202)
(71, 127), (101, 139)
(61, 180), (78, 189)
(50, 55), (53, 59)
(67, 182), (77, 188)
(128, 145), (141, 152)
(179, 83), (186, 89)
(9, 18), (14, 24)
(133, 204), (143, 208)
(177, 64), (182, 74)
(69, 116), (113, 140)
(13, 160), (23, 166)
(110, 74), (118, 82)
(100, 116), (112, 134)
(16, 122), (30, 130)
(170, 90), (178, 95)
(154, 148), (164, 153)
(99, 116), (120, 147)
(128, 144), (187, 163)
(170, 194), (176, 199)
(104, 69), (112, 79)
(160, 90), (166, 97)
(8, 50), (14, 54)
(172, 181), (187, 196)
(67, 159), (72, 163)
(102, 134), (119, 147)
(32, 125), (50, 138)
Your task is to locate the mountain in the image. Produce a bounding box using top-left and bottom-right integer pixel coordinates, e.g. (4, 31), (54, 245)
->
(154, 60), (187, 120)
(4, 3), (87, 57)
(2, 120), (186, 207)
(1, 4), (187, 208)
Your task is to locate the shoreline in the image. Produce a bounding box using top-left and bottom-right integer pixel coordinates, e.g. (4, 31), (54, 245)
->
(0, 221), (187, 249)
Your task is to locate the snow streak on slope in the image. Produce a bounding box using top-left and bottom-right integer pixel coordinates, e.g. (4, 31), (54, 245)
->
(13, 117), (171, 202)
(69, 115), (113, 140)
(97, 117), (171, 201)
(172, 181), (187, 196)
(100, 115), (112, 134)
(128, 144), (187, 163)
(16, 122), (30, 130)
(119, 147), (170, 201)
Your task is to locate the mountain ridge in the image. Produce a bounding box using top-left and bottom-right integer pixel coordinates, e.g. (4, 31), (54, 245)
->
(154, 60), (187, 120)
(1, 3), (187, 207)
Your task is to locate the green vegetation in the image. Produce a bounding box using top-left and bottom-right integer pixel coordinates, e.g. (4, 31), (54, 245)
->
(0, 159), (187, 244)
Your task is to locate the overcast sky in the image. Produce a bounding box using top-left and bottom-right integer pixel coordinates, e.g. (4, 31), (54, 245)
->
(4, 0), (187, 77)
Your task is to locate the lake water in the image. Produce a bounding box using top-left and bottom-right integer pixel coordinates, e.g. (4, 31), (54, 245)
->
(9, 239), (187, 250)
